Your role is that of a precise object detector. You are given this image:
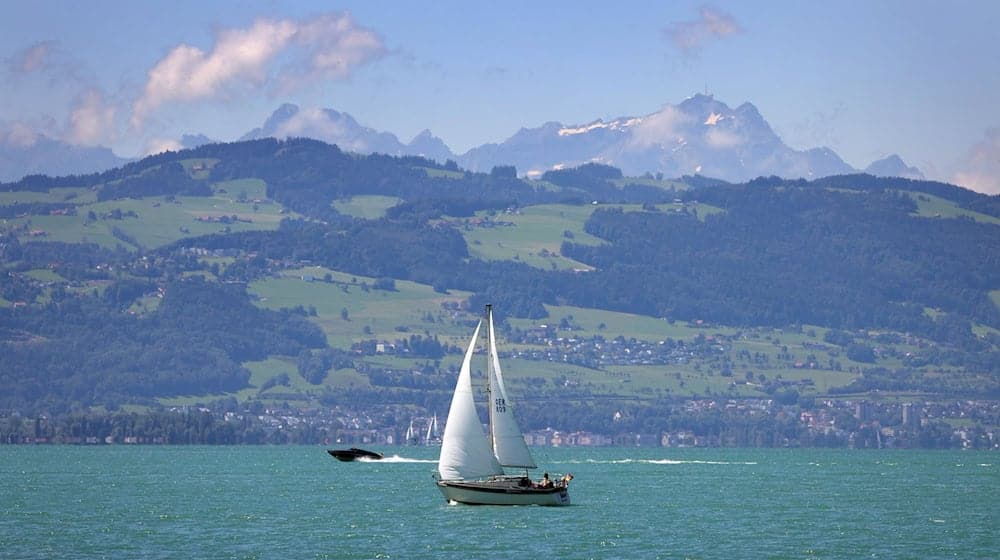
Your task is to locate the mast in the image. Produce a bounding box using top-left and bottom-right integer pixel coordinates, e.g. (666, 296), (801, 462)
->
(485, 304), (495, 455)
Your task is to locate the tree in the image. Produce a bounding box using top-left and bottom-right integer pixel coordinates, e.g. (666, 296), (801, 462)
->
(490, 165), (517, 178)
(846, 343), (876, 363)
(373, 277), (396, 291)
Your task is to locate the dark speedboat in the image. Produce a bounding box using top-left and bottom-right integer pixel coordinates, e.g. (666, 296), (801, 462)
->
(327, 448), (384, 462)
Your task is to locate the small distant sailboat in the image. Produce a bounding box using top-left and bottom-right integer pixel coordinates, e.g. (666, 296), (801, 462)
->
(424, 414), (441, 446)
(434, 305), (571, 506)
(405, 419), (418, 445)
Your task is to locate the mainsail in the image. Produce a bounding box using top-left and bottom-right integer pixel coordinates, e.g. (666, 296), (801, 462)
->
(486, 308), (536, 469)
(437, 321), (503, 481)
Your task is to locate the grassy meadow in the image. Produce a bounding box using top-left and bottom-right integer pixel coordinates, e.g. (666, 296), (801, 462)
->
(3, 178), (293, 250)
(332, 195), (402, 219)
(907, 191), (1000, 224)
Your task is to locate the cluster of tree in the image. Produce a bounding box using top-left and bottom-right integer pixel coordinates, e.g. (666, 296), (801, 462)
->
(742, 174), (1000, 218)
(0, 409), (332, 445)
(542, 162), (680, 205)
(170, 217), (471, 285)
(296, 348), (354, 384)
(1, 236), (139, 282)
(0, 276), (327, 414)
(830, 366), (999, 397)
(365, 368), (454, 391)
(0, 202), (77, 218)
(400, 334), (446, 358)
(198, 138), (546, 222)
(97, 162), (211, 201)
(561, 184), (1000, 345)
(0, 141), (230, 192)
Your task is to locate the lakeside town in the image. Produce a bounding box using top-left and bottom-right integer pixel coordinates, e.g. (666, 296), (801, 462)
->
(4, 396), (996, 449)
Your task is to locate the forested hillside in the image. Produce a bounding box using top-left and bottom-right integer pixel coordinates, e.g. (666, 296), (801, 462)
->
(1, 138), (997, 444)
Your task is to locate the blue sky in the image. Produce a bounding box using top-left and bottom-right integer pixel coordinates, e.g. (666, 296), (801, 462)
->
(2, 1), (999, 192)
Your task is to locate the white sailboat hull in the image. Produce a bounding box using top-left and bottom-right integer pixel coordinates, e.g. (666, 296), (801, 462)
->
(436, 477), (570, 506)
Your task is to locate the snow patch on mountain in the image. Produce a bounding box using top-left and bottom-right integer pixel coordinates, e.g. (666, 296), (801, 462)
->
(704, 112), (723, 126)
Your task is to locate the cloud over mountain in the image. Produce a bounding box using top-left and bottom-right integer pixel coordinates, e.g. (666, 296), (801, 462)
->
(68, 89), (117, 146)
(663, 6), (742, 55)
(240, 103), (451, 161)
(457, 94), (858, 182)
(131, 13), (385, 128)
(951, 127), (1000, 195)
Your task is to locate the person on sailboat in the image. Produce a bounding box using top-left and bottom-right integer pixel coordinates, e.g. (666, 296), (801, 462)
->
(538, 472), (553, 488)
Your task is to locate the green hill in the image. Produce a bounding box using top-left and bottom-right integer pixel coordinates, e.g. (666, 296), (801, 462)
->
(1, 139), (997, 435)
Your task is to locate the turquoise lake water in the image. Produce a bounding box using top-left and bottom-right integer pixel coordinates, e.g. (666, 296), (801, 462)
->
(1, 446), (996, 559)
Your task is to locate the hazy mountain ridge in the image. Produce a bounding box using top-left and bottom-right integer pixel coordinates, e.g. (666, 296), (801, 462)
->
(572, 95), (858, 182)
(238, 103), (452, 162)
(241, 94), (909, 183)
(865, 154), (925, 179)
(0, 133), (131, 183)
(1, 94), (924, 185)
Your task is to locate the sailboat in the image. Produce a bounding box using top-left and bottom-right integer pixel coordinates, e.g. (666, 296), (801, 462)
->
(424, 414), (441, 446)
(404, 419), (418, 445)
(434, 305), (571, 506)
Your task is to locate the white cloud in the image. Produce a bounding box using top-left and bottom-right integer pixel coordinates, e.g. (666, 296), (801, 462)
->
(664, 6), (742, 55)
(68, 89), (117, 145)
(6, 40), (90, 85)
(705, 128), (743, 149)
(296, 13), (385, 79)
(629, 105), (692, 149)
(274, 108), (370, 152)
(0, 121), (43, 147)
(9, 41), (55, 74)
(276, 108), (341, 136)
(132, 13), (384, 128)
(132, 19), (296, 128)
(951, 127), (1000, 195)
(143, 137), (184, 156)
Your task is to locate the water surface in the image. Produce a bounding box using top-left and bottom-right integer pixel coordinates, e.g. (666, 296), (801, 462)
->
(2, 447), (995, 559)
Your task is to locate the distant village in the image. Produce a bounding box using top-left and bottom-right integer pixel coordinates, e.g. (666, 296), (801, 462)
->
(6, 396), (995, 450)
(316, 397), (997, 450)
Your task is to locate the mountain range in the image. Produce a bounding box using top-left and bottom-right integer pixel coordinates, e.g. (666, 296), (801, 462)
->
(0, 133), (130, 182)
(0, 94), (922, 184)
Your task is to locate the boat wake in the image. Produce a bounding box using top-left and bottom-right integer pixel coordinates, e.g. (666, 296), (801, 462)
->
(375, 455), (438, 464)
(568, 458), (758, 466)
